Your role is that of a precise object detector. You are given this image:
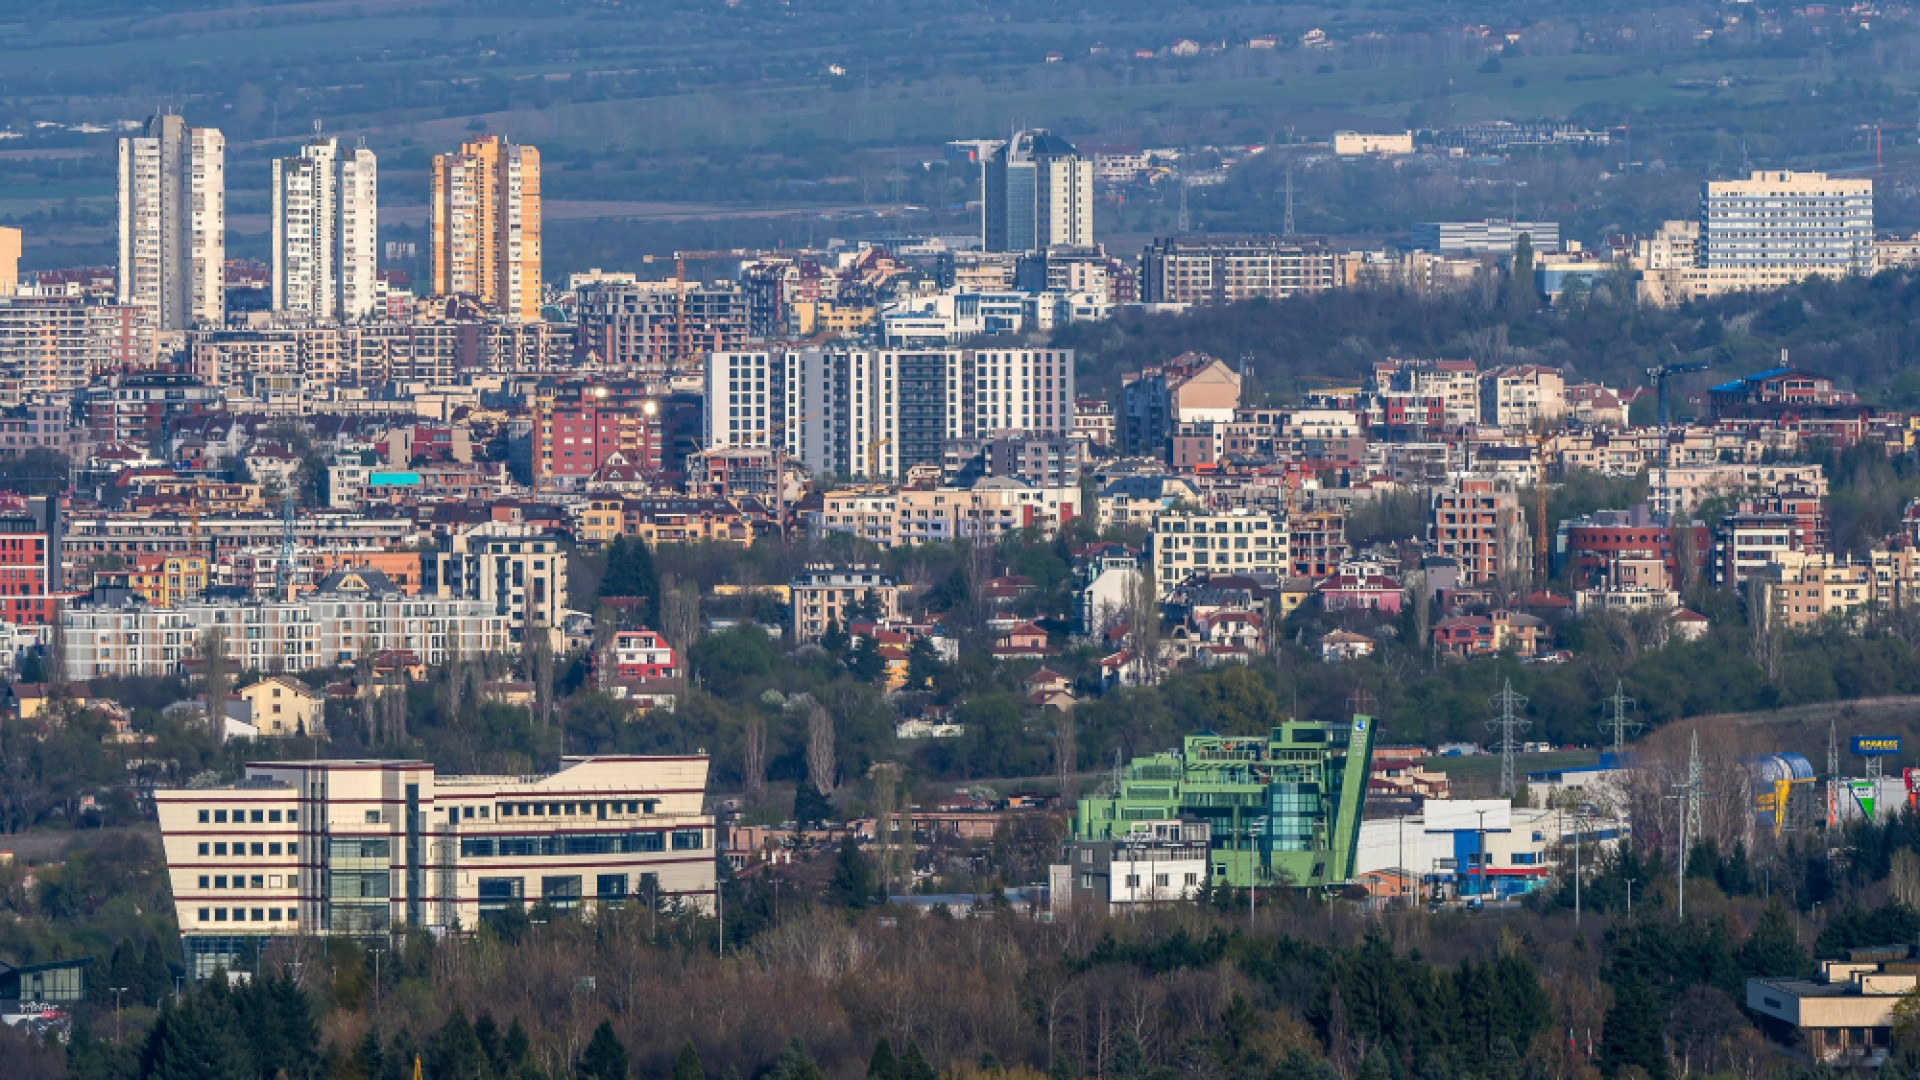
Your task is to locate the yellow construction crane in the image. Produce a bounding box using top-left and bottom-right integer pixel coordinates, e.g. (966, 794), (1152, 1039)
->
(867, 436), (893, 481)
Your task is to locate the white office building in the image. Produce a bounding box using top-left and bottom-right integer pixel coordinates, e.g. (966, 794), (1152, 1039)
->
(156, 755), (716, 978)
(704, 349), (777, 449)
(118, 114), (226, 331)
(272, 135), (380, 321)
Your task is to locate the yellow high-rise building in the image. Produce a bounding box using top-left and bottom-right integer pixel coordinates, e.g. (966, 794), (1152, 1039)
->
(429, 135), (541, 322)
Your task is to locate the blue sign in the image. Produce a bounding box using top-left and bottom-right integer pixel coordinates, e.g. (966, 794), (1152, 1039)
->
(368, 471), (421, 487)
(1851, 736), (1901, 757)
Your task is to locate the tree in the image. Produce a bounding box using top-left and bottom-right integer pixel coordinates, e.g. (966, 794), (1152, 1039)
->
(794, 781), (834, 829)
(1506, 232), (1537, 316)
(672, 1039), (704, 1080)
(1739, 904), (1810, 979)
(826, 834), (878, 908)
(660, 576), (702, 657)
(1598, 975), (1667, 1080)
(806, 706), (837, 795)
(846, 637), (886, 683)
(742, 713), (767, 803)
(197, 628), (230, 733)
(429, 1008), (487, 1080)
(600, 537), (659, 619)
(771, 1039), (826, 1080)
(578, 1020), (629, 1080)
(867, 1039), (900, 1080)
(906, 636), (943, 692)
(820, 616), (850, 655)
(898, 1041), (937, 1080)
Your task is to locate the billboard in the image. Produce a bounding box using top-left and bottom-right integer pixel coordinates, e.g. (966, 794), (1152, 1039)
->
(1851, 736), (1901, 757)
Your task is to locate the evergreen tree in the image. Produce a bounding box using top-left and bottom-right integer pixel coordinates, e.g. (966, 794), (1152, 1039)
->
(794, 781), (834, 829)
(503, 1020), (533, 1078)
(140, 935), (172, 1006)
(867, 1039), (900, 1080)
(1598, 975), (1667, 1080)
(905, 637), (943, 691)
(1111, 1033), (1144, 1080)
(1506, 233), (1537, 316)
(600, 537), (660, 618)
(383, 1030), (422, 1080)
(353, 1030), (384, 1080)
(772, 1039), (827, 1080)
(898, 1041), (937, 1080)
(579, 1020), (630, 1080)
(430, 1008), (488, 1080)
(821, 616), (850, 654)
(1740, 903), (1812, 978)
(673, 1039), (705, 1080)
(826, 833), (879, 908)
(846, 638), (886, 683)
(138, 999), (249, 1080)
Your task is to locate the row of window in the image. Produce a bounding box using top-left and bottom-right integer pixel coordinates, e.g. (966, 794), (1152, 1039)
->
(458, 829), (703, 857)
(196, 872), (298, 890)
(197, 808), (298, 824)
(196, 907), (289, 923)
(196, 840), (297, 856)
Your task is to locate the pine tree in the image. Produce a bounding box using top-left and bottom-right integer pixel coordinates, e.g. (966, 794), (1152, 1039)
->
(826, 833), (878, 909)
(1739, 903), (1812, 979)
(846, 638), (886, 683)
(793, 781), (834, 829)
(502, 1019), (533, 1077)
(578, 1020), (630, 1080)
(1111, 1033), (1144, 1080)
(1598, 975), (1667, 1080)
(867, 1039), (900, 1080)
(821, 616), (850, 654)
(140, 999), (249, 1080)
(673, 1039), (705, 1080)
(353, 1029), (384, 1080)
(772, 1039), (827, 1080)
(430, 1008), (488, 1080)
(140, 935), (172, 1006)
(899, 1041), (937, 1080)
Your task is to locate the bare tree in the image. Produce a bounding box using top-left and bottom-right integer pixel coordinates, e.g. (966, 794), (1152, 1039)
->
(44, 600), (65, 691)
(1123, 568), (1164, 686)
(527, 622), (556, 728)
(661, 576), (703, 657)
(743, 713), (767, 804)
(198, 627), (230, 733)
(442, 626), (466, 727)
(592, 606), (618, 694)
(355, 637), (378, 744)
(807, 706), (837, 796)
(871, 763), (899, 899)
(1053, 706), (1078, 804)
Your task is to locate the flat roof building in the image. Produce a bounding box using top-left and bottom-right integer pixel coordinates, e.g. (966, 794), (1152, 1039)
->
(156, 755), (715, 979)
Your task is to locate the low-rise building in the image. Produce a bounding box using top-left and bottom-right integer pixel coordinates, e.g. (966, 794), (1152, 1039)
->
(156, 755), (716, 979)
(238, 676), (326, 738)
(789, 564), (902, 645)
(1749, 948), (1915, 1067)
(1148, 507), (1287, 598)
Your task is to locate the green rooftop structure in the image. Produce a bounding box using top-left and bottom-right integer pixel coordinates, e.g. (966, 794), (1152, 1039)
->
(1072, 717), (1376, 889)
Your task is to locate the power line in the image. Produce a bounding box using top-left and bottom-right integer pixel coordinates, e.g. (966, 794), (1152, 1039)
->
(1486, 679), (1530, 799)
(1601, 679), (1640, 758)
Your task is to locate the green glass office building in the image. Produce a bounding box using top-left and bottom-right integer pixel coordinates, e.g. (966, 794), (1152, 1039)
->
(1072, 717), (1376, 889)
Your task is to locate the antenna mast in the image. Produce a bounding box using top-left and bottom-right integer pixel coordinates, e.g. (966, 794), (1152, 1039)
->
(1486, 679), (1530, 798)
(1283, 162), (1296, 237)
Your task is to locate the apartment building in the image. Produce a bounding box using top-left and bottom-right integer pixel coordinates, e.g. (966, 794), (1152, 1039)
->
(982, 130), (1094, 253)
(942, 435), (1083, 488)
(789, 564), (902, 644)
(1755, 554), (1873, 629)
(1148, 507), (1288, 598)
(0, 496), (60, 628)
(1478, 365), (1566, 427)
(894, 478), (1082, 545)
(609, 629), (682, 681)
(118, 113), (226, 330)
(430, 135), (541, 322)
(64, 567), (511, 679)
(155, 755), (715, 978)
(1428, 477), (1529, 587)
(576, 280), (748, 377)
(1639, 172), (1874, 304)
(534, 402), (662, 485)
(776, 346), (1075, 480)
(1119, 352), (1242, 457)
(1140, 236), (1340, 305)
(0, 297), (153, 405)
(421, 524), (568, 635)
(1647, 463), (1827, 521)
(704, 350), (777, 450)
(812, 487), (898, 546)
(271, 135), (379, 321)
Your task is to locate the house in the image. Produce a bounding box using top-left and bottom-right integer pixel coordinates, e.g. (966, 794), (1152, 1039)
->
(609, 628), (681, 681)
(993, 622), (1054, 660)
(1319, 629), (1376, 663)
(239, 676), (325, 738)
(1370, 759), (1451, 801)
(1672, 609), (1710, 641)
(898, 706), (964, 739)
(1317, 570), (1405, 614)
(1025, 668), (1072, 695)
(1432, 610), (1547, 659)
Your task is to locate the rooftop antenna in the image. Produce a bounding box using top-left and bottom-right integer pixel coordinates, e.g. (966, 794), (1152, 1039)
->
(1486, 679), (1530, 798)
(313, 119), (322, 136)
(1602, 680), (1640, 758)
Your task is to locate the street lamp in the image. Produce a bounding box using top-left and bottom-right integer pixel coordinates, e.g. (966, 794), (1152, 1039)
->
(112, 986), (127, 1041)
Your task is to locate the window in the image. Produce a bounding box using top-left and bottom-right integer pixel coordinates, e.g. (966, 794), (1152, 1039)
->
(597, 874), (628, 900)
(269, 908), (284, 921)
(215, 876), (228, 888)
(1080, 874), (1093, 889)
(289, 842), (298, 855)
(198, 875), (210, 888)
(251, 842), (264, 856)
(365, 810), (382, 824)
(214, 810), (227, 823)
(1124, 874), (1139, 888)
(288, 810), (298, 823)
(215, 842), (228, 856)
(198, 810), (210, 823)
(251, 908), (265, 922)
(269, 810), (282, 823)
(198, 908), (210, 922)
(269, 843), (282, 856)
(251, 810), (264, 823)
(198, 842), (209, 856)
(671, 830), (704, 851)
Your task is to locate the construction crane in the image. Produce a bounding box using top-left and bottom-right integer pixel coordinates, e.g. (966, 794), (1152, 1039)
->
(867, 436), (893, 480)
(1645, 361), (1709, 430)
(671, 250), (764, 373)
